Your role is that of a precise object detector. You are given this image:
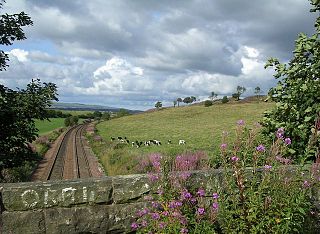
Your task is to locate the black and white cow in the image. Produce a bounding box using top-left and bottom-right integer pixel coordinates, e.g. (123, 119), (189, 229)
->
(179, 140), (186, 145)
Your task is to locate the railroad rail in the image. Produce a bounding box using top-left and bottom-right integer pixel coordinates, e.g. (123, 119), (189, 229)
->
(43, 124), (93, 180)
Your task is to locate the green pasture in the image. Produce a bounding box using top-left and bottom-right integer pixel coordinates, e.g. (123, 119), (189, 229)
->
(60, 110), (93, 116)
(35, 118), (65, 135)
(94, 102), (274, 175)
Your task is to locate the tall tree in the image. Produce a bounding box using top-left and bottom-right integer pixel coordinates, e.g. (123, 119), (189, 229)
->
(0, 80), (58, 180)
(173, 100), (177, 107)
(254, 86), (261, 98)
(183, 96), (192, 105)
(262, 0), (320, 162)
(190, 96), (197, 103)
(177, 97), (182, 107)
(209, 91), (217, 101)
(155, 101), (162, 109)
(233, 86), (246, 101)
(0, 2), (58, 181)
(0, 0), (33, 70)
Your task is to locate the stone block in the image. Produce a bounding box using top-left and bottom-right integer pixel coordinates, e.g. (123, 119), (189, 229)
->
(112, 174), (151, 204)
(44, 203), (146, 234)
(1, 177), (113, 211)
(1, 210), (45, 234)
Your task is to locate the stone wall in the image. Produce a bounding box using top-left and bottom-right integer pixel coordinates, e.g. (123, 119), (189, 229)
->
(1, 169), (319, 233)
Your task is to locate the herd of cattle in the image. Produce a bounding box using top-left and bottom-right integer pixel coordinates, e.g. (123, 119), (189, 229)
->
(110, 136), (186, 148)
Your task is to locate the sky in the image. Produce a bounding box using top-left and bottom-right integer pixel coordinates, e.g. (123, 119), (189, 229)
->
(0, 0), (317, 110)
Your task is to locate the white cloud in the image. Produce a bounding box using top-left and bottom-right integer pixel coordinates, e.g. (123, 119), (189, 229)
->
(75, 57), (152, 95)
(9, 49), (29, 62)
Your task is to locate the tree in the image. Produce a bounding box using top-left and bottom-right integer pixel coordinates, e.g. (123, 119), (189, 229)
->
(177, 98), (182, 107)
(235, 85), (246, 101)
(222, 96), (229, 104)
(0, 79), (58, 180)
(116, 108), (130, 118)
(183, 97), (192, 105)
(173, 100), (177, 107)
(155, 101), (162, 109)
(0, 0), (33, 70)
(262, 0), (320, 162)
(254, 86), (261, 98)
(190, 96), (197, 103)
(93, 111), (102, 119)
(209, 91), (217, 101)
(204, 100), (213, 107)
(102, 112), (111, 120)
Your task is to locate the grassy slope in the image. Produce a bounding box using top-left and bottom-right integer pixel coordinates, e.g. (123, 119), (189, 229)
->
(95, 102), (274, 175)
(35, 118), (65, 135)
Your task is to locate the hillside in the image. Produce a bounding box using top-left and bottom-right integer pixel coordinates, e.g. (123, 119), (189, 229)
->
(94, 101), (274, 175)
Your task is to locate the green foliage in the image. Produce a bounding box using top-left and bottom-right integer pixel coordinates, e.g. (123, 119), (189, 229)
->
(93, 111), (102, 118)
(177, 98), (182, 107)
(209, 91), (218, 101)
(173, 100), (177, 107)
(232, 93), (240, 100)
(133, 153), (219, 233)
(233, 85), (246, 101)
(64, 116), (79, 127)
(221, 96), (229, 104)
(218, 123), (317, 233)
(0, 79), (58, 180)
(116, 108), (130, 118)
(204, 100), (213, 107)
(155, 101), (162, 109)
(45, 109), (71, 118)
(183, 96), (192, 104)
(263, 1), (320, 162)
(101, 111), (111, 120)
(0, 1), (33, 70)
(133, 123), (318, 233)
(254, 86), (261, 97)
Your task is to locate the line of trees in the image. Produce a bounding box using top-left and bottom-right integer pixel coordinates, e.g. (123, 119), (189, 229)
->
(173, 96), (197, 107)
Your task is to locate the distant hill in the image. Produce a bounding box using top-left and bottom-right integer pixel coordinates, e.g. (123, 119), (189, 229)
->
(49, 102), (142, 114)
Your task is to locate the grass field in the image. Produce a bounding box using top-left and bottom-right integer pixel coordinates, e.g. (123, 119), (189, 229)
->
(94, 101), (274, 175)
(60, 110), (93, 116)
(35, 118), (65, 135)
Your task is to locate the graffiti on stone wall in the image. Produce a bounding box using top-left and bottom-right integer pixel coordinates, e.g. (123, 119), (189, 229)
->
(20, 186), (109, 208)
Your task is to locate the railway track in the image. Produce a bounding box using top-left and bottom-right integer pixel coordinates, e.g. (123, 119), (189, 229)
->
(44, 124), (93, 180)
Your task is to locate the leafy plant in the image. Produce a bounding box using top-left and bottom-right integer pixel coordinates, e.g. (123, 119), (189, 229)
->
(221, 96), (229, 104)
(218, 121), (317, 233)
(132, 122), (318, 233)
(204, 100), (213, 107)
(0, 79), (58, 181)
(262, 0), (320, 162)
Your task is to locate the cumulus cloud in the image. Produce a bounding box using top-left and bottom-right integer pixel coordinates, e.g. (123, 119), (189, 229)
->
(75, 57), (153, 96)
(0, 0), (316, 109)
(9, 49), (29, 62)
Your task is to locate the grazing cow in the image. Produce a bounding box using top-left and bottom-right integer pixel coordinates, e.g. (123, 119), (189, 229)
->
(117, 137), (122, 141)
(179, 140), (186, 145)
(126, 139), (130, 144)
(144, 141), (151, 146)
(119, 139), (126, 143)
(110, 137), (115, 141)
(167, 140), (172, 144)
(154, 140), (161, 146)
(131, 141), (135, 147)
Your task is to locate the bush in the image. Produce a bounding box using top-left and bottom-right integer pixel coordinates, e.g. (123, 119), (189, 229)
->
(232, 93), (240, 100)
(262, 1), (320, 162)
(64, 116), (79, 127)
(204, 100), (213, 107)
(221, 96), (229, 103)
(132, 122), (318, 233)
